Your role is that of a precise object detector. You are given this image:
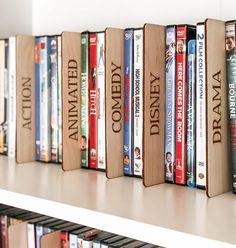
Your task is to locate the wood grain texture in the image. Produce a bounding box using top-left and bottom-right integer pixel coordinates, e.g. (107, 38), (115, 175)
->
(62, 32), (81, 171)
(105, 28), (124, 179)
(16, 35), (35, 164)
(8, 222), (28, 248)
(143, 24), (165, 186)
(205, 19), (231, 197)
(40, 231), (61, 248)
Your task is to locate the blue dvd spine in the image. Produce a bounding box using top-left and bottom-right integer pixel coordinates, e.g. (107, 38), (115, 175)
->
(187, 39), (196, 187)
(69, 233), (78, 247)
(123, 29), (134, 176)
(35, 37), (41, 161)
(165, 26), (176, 183)
(35, 225), (43, 248)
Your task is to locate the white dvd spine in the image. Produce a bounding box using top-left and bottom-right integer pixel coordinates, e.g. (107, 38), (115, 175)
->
(133, 29), (143, 177)
(196, 24), (206, 188)
(40, 37), (51, 162)
(97, 32), (106, 170)
(8, 37), (16, 158)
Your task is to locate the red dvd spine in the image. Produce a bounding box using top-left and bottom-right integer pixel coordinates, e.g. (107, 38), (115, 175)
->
(60, 233), (69, 248)
(89, 33), (98, 169)
(175, 26), (187, 185)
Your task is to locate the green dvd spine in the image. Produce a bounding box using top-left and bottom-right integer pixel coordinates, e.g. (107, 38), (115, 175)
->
(81, 33), (89, 167)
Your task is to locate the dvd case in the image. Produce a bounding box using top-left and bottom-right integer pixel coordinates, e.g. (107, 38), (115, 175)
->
(226, 20), (236, 193)
(165, 26), (176, 183)
(89, 33), (98, 169)
(39, 36), (51, 162)
(50, 36), (59, 163)
(57, 36), (62, 164)
(124, 28), (134, 176)
(186, 39), (196, 187)
(0, 40), (5, 154)
(196, 23), (206, 189)
(175, 25), (196, 185)
(69, 227), (91, 248)
(35, 37), (41, 161)
(97, 32), (106, 171)
(81, 32), (89, 168)
(8, 37), (16, 158)
(133, 28), (143, 177)
(3, 40), (8, 155)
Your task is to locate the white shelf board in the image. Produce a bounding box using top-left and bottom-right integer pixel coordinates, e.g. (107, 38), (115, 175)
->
(0, 156), (236, 248)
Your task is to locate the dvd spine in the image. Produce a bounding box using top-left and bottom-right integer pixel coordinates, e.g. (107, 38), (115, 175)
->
(175, 26), (187, 185)
(36, 225), (43, 248)
(83, 240), (93, 248)
(57, 36), (62, 163)
(186, 39), (196, 187)
(40, 36), (51, 162)
(196, 24), (206, 189)
(60, 233), (69, 248)
(93, 242), (100, 248)
(97, 32), (106, 170)
(35, 37), (41, 161)
(124, 29), (134, 176)
(0, 40), (5, 154)
(81, 33), (89, 168)
(8, 37), (16, 158)
(27, 224), (35, 248)
(165, 26), (176, 183)
(3, 40), (9, 155)
(50, 36), (59, 163)
(226, 21), (236, 193)
(77, 237), (84, 248)
(133, 29), (143, 177)
(89, 33), (98, 169)
(69, 233), (77, 247)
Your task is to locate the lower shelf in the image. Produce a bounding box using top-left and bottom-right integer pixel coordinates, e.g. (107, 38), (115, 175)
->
(0, 156), (235, 248)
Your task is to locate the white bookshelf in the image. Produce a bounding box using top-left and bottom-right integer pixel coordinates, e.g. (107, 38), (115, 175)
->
(0, 156), (236, 248)
(1, 1), (236, 247)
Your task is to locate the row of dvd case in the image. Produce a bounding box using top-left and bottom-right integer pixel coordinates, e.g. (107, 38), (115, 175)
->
(0, 38), (16, 158)
(164, 25), (198, 187)
(0, 20), (234, 197)
(35, 36), (62, 163)
(0, 26), (165, 189)
(164, 19), (236, 195)
(123, 28), (143, 178)
(0, 204), (159, 248)
(80, 32), (106, 171)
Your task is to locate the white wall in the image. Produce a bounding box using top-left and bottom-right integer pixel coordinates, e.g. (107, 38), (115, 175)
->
(0, 0), (234, 37)
(0, 0), (32, 38)
(1, 0), (235, 37)
(32, 0), (225, 35)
